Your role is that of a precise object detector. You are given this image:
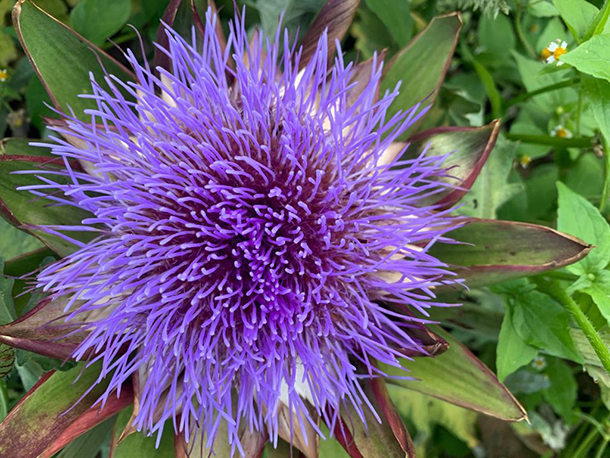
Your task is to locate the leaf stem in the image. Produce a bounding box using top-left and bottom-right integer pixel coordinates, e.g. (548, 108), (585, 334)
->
(533, 278), (610, 375)
(506, 133), (594, 148)
(514, 5), (537, 59)
(600, 136), (610, 213)
(505, 78), (580, 107)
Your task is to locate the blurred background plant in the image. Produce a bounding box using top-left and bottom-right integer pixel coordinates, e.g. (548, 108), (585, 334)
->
(2, 0), (610, 457)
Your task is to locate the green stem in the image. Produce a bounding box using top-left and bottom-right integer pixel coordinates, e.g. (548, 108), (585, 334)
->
(577, 89), (583, 137)
(505, 78), (580, 107)
(533, 278), (610, 375)
(515, 6), (537, 59)
(600, 136), (610, 213)
(101, 31), (137, 49)
(595, 440), (609, 458)
(544, 270), (579, 282)
(506, 133), (594, 148)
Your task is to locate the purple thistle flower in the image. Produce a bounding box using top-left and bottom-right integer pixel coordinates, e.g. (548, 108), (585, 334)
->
(26, 8), (457, 455)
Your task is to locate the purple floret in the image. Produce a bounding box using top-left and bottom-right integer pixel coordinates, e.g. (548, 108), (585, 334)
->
(27, 9), (456, 454)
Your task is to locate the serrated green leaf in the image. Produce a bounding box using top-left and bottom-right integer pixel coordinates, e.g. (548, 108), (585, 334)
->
(542, 359), (577, 421)
(561, 35), (610, 81)
(582, 74), (610, 140)
(510, 290), (583, 362)
(557, 181), (610, 274)
(496, 310), (538, 382)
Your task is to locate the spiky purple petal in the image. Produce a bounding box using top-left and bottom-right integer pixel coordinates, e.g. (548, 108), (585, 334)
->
(26, 9), (457, 454)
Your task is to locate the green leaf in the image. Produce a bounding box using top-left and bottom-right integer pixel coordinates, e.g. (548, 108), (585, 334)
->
(457, 135), (522, 219)
(571, 326), (610, 386)
(0, 157), (95, 257)
(0, 219), (42, 272)
(496, 310), (538, 382)
(561, 35), (610, 82)
(380, 13), (462, 139)
(4, 247), (55, 317)
(0, 362), (133, 458)
(530, 1), (559, 17)
(70, 0), (131, 45)
(572, 269), (610, 326)
(363, 0), (412, 47)
(0, 295), (88, 360)
(553, 0), (598, 41)
(0, 259), (16, 327)
(111, 408), (174, 458)
(582, 74), (610, 140)
(381, 327), (526, 421)
(542, 359), (577, 422)
(478, 13), (515, 57)
(1, 137), (53, 157)
(557, 181), (610, 274)
(429, 219), (591, 287)
(404, 121), (500, 209)
(512, 52), (574, 111)
(13, 0), (135, 121)
(389, 387), (479, 450)
(510, 289), (583, 362)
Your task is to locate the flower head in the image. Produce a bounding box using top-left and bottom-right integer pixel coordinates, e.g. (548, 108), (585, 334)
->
(0, 69), (7, 82)
(28, 9), (456, 454)
(541, 39), (568, 66)
(551, 124), (572, 138)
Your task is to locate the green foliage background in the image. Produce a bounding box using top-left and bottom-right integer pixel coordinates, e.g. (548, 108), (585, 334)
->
(3, 0), (610, 457)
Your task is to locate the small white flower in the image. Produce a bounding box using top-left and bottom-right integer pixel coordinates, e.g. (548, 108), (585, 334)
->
(531, 356), (547, 371)
(550, 125), (573, 138)
(519, 155), (532, 168)
(0, 69), (7, 82)
(542, 39), (568, 66)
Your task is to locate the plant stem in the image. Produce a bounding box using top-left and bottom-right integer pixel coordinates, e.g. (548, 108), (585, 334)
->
(505, 78), (580, 107)
(533, 278), (610, 375)
(577, 89), (583, 136)
(544, 270), (579, 282)
(600, 136), (610, 213)
(506, 133), (594, 148)
(514, 6), (537, 59)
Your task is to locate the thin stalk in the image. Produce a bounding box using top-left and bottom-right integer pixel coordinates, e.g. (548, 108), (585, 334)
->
(544, 270), (579, 282)
(595, 440), (609, 458)
(577, 90), (583, 136)
(505, 78), (580, 107)
(515, 6), (537, 59)
(600, 135), (610, 213)
(506, 133), (594, 148)
(533, 278), (610, 375)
